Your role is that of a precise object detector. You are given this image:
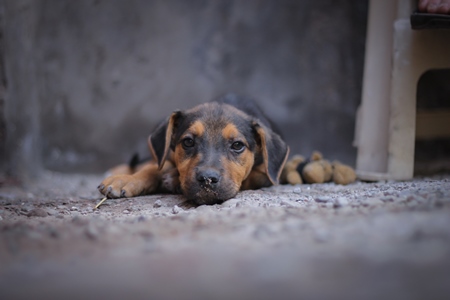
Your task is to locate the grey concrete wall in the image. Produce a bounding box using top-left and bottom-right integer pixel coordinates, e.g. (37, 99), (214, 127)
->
(1, 0), (368, 176)
(2, 0), (42, 178)
(0, 2), (6, 173)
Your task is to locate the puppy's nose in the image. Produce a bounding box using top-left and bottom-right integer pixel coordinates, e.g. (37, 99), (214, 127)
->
(196, 169), (220, 185)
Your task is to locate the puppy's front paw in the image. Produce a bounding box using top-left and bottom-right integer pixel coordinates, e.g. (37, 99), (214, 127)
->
(98, 175), (146, 198)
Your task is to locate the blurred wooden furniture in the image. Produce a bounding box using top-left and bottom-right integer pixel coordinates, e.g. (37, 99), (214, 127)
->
(354, 0), (450, 181)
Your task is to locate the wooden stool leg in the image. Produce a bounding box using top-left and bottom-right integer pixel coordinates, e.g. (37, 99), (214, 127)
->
(388, 20), (450, 180)
(356, 0), (397, 177)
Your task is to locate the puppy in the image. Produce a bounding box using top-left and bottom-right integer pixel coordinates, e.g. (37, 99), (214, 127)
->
(98, 94), (289, 205)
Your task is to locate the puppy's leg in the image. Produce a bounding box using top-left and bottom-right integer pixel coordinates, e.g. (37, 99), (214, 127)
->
(105, 164), (135, 176)
(98, 161), (174, 198)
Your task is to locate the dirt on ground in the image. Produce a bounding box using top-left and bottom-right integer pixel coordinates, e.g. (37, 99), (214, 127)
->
(0, 171), (449, 300)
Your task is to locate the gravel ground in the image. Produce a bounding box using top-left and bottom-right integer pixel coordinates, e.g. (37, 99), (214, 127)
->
(1, 171), (450, 300)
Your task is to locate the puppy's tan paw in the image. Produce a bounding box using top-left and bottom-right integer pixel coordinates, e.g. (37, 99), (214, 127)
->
(98, 175), (147, 198)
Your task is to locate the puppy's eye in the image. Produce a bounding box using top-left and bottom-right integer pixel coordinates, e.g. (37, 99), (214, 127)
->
(182, 138), (195, 148)
(231, 141), (245, 153)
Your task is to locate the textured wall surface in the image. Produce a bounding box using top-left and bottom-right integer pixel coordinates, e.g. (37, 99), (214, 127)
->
(1, 0), (368, 175)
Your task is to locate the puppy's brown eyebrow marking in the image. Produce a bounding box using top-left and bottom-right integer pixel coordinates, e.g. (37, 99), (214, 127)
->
(222, 123), (239, 140)
(188, 120), (205, 136)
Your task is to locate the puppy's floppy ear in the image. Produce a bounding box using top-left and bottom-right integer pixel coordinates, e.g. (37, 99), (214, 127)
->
(148, 111), (183, 169)
(253, 121), (289, 185)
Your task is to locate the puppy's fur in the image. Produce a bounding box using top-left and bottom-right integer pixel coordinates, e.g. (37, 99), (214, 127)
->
(98, 94), (289, 205)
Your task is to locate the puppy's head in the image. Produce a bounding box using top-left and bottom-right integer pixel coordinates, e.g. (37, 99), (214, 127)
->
(149, 102), (288, 205)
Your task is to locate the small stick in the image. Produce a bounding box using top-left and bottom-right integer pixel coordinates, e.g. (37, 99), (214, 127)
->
(94, 197), (108, 209)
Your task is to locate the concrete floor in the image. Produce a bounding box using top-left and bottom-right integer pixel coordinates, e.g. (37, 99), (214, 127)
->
(1, 171), (450, 299)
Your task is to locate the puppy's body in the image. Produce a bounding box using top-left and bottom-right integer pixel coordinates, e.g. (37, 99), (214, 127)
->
(99, 94), (289, 205)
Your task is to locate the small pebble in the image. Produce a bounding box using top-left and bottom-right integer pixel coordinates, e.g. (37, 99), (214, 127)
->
(20, 206), (33, 213)
(281, 200), (297, 207)
(334, 197), (349, 207)
(293, 187), (302, 194)
(380, 196), (393, 202)
(153, 200), (162, 208)
(123, 209), (130, 214)
(84, 207), (94, 213)
(222, 198), (240, 208)
(70, 206), (79, 211)
(315, 196), (332, 203)
(172, 205), (181, 214)
(46, 208), (59, 216)
(27, 208), (48, 218)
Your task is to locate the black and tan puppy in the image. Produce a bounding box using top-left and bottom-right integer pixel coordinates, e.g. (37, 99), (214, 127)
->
(98, 94), (289, 205)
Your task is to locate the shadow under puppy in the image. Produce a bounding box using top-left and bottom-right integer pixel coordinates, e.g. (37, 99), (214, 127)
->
(98, 94), (289, 205)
